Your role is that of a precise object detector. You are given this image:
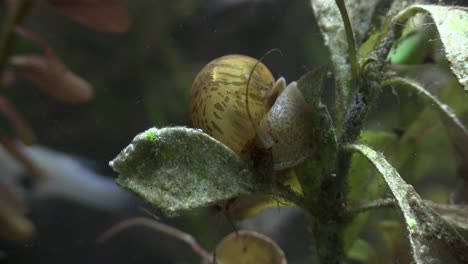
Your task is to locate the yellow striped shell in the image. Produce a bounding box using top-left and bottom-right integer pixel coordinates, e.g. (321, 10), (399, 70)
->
(190, 55), (275, 156)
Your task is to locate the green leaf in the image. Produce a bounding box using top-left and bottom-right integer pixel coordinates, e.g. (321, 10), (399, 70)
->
(388, 29), (434, 64)
(358, 0), (420, 58)
(348, 144), (468, 264)
(357, 32), (379, 58)
(438, 79), (468, 203)
(109, 127), (262, 215)
(383, 76), (467, 132)
(347, 238), (376, 263)
(383, 77), (468, 181)
(393, 5), (468, 90)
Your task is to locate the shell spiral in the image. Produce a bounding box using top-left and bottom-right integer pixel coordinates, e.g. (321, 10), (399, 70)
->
(190, 55), (275, 155)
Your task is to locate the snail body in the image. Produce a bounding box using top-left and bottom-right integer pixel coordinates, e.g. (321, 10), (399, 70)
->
(260, 81), (313, 169)
(190, 54), (313, 170)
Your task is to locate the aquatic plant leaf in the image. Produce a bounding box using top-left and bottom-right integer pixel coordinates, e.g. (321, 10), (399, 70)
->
(383, 77), (467, 135)
(110, 127), (262, 215)
(349, 144), (468, 264)
(388, 29), (434, 65)
(345, 131), (397, 250)
(10, 54), (94, 104)
(48, 0), (130, 33)
(224, 170), (302, 221)
(434, 77), (468, 204)
(383, 77), (468, 180)
(394, 5), (468, 90)
(347, 238), (376, 263)
(426, 201), (468, 239)
(357, 0), (421, 58)
(214, 230), (287, 264)
(310, 0), (380, 119)
(376, 76), (459, 183)
(12, 26), (94, 104)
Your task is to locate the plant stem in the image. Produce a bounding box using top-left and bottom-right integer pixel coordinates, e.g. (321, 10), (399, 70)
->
(351, 198), (396, 214)
(319, 23), (393, 264)
(98, 217), (215, 263)
(311, 3), (406, 263)
(0, 0), (33, 78)
(311, 167), (348, 264)
(335, 0), (359, 83)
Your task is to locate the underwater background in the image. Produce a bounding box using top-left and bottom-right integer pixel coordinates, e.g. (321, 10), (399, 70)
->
(0, 1), (327, 263)
(1, 0), (468, 263)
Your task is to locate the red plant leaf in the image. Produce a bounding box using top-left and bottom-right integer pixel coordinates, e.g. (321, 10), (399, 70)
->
(11, 54), (94, 104)
(0, 96), (36, 145)
(12, 26), (94, 104)
(48, 0), (130, 33)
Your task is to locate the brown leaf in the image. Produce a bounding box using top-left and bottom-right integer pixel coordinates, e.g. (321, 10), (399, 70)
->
(214, 230), (287, 264)
(48, 0), (130, 33)
(224, 169), (302, 221)
(10, 54), (94, 104)
(0, 96), (36, 145)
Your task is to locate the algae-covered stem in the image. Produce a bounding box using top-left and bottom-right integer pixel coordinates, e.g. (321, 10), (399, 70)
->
(310, 0), (402, 262)
(0, 0), (34, 80)
(335, 0), (359, 83)
(308, 1), (361, 263)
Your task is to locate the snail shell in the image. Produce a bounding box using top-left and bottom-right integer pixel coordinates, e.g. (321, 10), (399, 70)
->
(190, 54), (275, 156)
(190, 54), (314, 170)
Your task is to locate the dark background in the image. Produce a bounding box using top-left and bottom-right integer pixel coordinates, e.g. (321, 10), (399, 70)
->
(1, 0), (468, 263)
(0, 1), (327, 263)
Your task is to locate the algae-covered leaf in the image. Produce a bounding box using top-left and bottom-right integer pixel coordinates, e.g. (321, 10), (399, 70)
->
(349, 144), (468, 264)
(345, 131), (397, 250)
(426, 201), (468, 239)
(109, 127), (261, 215)
(214, 230), (287, 264)
(394, 5), (468, 90)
